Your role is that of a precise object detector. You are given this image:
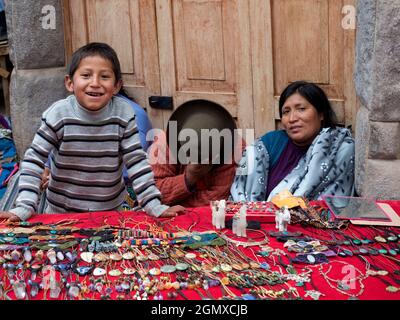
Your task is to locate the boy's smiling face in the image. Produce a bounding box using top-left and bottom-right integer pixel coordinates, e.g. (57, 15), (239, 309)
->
(65, 55), (122, 111)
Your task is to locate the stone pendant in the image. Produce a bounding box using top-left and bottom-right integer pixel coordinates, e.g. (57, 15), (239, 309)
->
(68, 285), (80, 298)
(13, 281), (26, 300)
(23, 248), (32, 263)
(50, 283), (62, 299)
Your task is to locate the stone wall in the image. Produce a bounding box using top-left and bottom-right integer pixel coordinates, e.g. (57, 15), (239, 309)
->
(354, 0), (400, 199)
(5, 0), (67, 157)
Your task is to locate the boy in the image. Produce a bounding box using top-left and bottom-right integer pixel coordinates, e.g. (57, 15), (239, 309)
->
(0, 42), (184, 221)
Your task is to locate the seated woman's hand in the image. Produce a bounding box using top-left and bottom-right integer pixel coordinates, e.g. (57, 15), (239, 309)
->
(159, 205), (186, 218)
(0, 211), (21, 222)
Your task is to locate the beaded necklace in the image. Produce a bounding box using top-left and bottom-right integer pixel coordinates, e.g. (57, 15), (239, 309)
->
(318, 260), (367, 299)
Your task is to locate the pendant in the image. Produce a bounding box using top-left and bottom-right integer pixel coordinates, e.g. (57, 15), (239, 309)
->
(30, 263), (42, 280)
(56, 250), (65, 261)
(108, 269), (122, 277)
(175, 263), (189, 271)
(338, 282), (350, 291)
(29, 282), (39, 298)
(122, 252), (135, 260)
(93, 267), (106, 276)
(12, 281), (27, 300)
(120, 282), (130, 291)
(386, 286), (399, 293)
(73, 265), (94, 276)
(136, 254), (148, 262)
(232, 264), (243, 271)
(47, 249), (57, 264)
(220, 263), (232, 272)
(149, 267), (161, 276)
(160, 265), (176, 273)
(123, 268), (136, 275)
(109, 253), (123, 261)
(306, 254), (316, 264)
(11, 249), (21, 261)
(368, 248), (379, 255)
(94, 252), (109, 262)
(80, 252), (94, 263)
(375, 236), (387, 243)
(65, 251), (78, 263)
(147, 253), (159, 261)
(68, 284), (81, 298)
(185, 252), (196, 259)
(49, 283), (62, 299)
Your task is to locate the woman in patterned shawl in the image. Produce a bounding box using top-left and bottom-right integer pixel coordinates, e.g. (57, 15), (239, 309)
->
(231, 81), (355, 204)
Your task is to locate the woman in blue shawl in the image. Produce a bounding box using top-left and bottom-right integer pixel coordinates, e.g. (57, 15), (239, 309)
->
(231, 81), (355, 203)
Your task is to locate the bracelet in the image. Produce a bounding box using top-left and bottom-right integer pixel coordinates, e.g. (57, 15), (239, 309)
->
(219, 229), (269, 247)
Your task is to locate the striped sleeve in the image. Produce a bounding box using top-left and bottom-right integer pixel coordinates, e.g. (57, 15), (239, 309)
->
(121, 116), (169, 217)
(10, 115), (59, 220)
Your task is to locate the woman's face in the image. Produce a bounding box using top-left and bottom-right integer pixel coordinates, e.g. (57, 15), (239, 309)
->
(281, 93), (323, 146)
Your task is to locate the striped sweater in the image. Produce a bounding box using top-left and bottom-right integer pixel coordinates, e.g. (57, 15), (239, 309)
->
(11, 95), (168, 220)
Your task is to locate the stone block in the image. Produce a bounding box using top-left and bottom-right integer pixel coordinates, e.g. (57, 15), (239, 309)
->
(355, 106), (371, 195)
(5, 0), (65, 69)
(369, 121), (400, 159)
(10, 68), (68, 157)
(354, 0), (400, 121)
(354, 0), (376, 108)
(360, 159), (400, 199)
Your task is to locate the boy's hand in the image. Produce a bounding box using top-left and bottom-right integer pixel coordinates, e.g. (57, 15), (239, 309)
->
(159, 205), (186, 218)
(41, 167), (50, 190)
(0, 211), (21, 222)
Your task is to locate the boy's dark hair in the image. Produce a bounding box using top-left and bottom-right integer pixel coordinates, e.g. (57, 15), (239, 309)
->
(279, 81), (337, 128)
(68, 42), (122, 82)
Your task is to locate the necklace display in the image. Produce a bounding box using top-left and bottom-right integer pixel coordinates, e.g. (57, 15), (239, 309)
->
(0, 208), (399, 300)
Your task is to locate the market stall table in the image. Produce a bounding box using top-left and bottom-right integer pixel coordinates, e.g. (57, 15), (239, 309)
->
(0, 201), (399, 300)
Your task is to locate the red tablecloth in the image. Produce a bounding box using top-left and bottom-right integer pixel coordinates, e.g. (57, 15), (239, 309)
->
(1, 200), (400, 300)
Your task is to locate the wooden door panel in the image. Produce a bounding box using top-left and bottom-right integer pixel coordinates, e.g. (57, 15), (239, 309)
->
(173, 0), (235, 92)
(269, 0), (357, 129)
(159, 0), (254, 131)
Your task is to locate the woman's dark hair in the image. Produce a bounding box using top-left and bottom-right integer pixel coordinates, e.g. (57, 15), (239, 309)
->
(278, 81), (337, 128)
(67, 42), (122, 83)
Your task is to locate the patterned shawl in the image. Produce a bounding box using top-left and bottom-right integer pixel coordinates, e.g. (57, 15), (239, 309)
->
(230, 127), (355, 204)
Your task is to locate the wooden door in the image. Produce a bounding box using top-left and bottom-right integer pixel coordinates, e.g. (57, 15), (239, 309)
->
(252, 0), (358, 136)
(64, 0), (357, 136)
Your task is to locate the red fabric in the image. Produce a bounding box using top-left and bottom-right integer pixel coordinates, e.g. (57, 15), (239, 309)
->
(2, 201), (400, 300)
